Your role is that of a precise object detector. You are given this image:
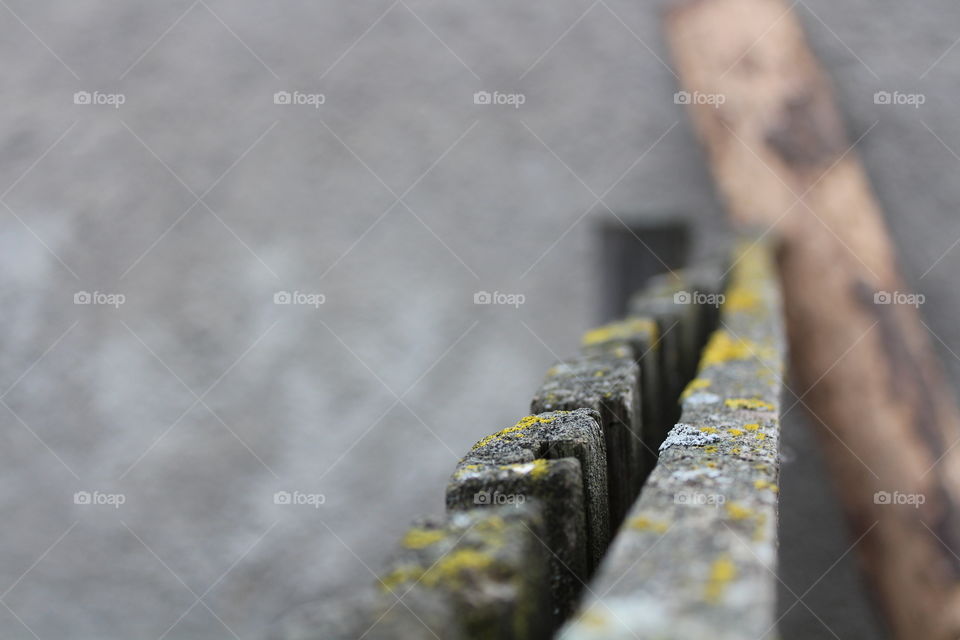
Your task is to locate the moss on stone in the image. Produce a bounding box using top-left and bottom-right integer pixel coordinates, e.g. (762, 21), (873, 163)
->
(581, 318), (659, 348)
(402, 528), (447, 549)
(705, 554), (737, 604)
(473, 414), (559, 450)
(723, 398), (775, 411)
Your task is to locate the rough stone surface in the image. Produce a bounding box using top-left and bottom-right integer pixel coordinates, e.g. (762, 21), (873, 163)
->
(581, 319), (664, 455)
(266, 589), (466, 640)
(559, 241), (786, 640)
(530, 344), (643, 528)
(628, 283), (689, 428)
(662, 258), (729, 354)
(446, 458), (585, 621)
(448, 409), (609, 569)
(269, 504), (550, 640)
(630, 276), (700, 385)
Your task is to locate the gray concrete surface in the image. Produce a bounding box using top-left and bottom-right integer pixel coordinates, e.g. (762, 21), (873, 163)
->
(1, 0), (958, 637)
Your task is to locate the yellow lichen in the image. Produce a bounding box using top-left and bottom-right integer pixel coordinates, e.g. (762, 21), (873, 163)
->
(754, 479), (779, 493)
(500, 459), (550, 480)
(704, 446), (718, 454)
(474, 515), (505, 534)
(699, 331), (765, 369)
(455, 463), (484, 478)
(755, 433), (767, 441)
(700, 426), (719, 434)
(628, 516), (669, 534)
(473, 414), (557, 449)
(402, 528), (446, 549)
(379, 565), (424, 593)
(753, 512), (769, 542)
(705, 554), (737, 604)
(744, 423), (760, 431)
(680, 378), (711, 400)
(726, 502), (754, 521)
(424, 549), (492, 587)
(382, 549), (496, 592)
(724, 288), (760, 313)
(728, 428), (744, 437)
(582, 318), (658, 347)
(724, 398), (774, 411)
(577, 608), (608, 629)
(529, 458), (550, 479)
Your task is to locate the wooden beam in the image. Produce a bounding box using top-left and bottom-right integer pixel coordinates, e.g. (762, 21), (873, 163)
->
(664, 1), (960, 637)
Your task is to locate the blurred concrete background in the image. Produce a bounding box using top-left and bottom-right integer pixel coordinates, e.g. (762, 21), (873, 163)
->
(2, 0), (959, 637)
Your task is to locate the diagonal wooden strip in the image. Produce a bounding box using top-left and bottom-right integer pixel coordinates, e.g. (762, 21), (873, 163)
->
(665, 1), (960, 637)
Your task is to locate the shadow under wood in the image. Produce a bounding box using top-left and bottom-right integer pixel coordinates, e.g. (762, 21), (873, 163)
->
(777, 410), (888, 639)
(595, 215), (691, 323)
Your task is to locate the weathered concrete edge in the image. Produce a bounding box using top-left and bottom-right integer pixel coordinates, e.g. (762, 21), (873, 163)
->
(530, 344), (644, 530)
(559, 241), (786, 640)
(268, 504), (552, 640)
(447, 409), (609, 571)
